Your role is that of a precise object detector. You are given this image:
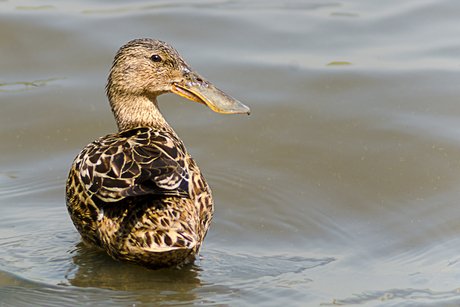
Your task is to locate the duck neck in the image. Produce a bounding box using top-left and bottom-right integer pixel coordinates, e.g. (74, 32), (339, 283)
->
(109, 94), (173, 133)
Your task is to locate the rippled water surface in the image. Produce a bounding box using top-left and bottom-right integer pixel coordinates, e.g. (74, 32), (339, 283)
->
(2, 0), (460, 306)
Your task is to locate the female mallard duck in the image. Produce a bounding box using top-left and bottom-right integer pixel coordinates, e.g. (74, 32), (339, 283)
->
(66, 38), (250, 269)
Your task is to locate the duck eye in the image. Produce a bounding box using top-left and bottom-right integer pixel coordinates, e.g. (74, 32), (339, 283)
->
(150, 54), (162, 63)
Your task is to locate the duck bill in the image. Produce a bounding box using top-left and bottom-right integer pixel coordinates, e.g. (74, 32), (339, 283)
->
(171, 72), (250, 115)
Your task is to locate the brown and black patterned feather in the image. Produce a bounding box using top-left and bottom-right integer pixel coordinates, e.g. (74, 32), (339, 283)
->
(66, 127), (213, 269)
(78, 127), (190, 202)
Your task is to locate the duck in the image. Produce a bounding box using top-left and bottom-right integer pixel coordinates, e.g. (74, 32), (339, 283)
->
(65, 38), (250, 269)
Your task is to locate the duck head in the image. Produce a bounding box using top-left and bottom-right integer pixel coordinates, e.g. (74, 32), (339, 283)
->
(106, 38), (250, 118)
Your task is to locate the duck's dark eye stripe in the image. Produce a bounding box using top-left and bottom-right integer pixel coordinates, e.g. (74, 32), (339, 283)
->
(151, 54), (162, 62)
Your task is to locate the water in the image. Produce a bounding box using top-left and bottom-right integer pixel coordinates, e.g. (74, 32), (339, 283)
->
(2, 0), (460, 306)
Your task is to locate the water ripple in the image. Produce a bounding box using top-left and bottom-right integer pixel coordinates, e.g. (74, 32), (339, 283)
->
(0, 78), (65, 93)
(326, 288), (460, 306)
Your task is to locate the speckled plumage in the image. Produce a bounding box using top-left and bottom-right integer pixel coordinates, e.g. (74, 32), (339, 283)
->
(66, 39), (249, 269)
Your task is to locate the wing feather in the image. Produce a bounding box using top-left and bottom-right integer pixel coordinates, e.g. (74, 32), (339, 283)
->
(77, 127), (190, 203)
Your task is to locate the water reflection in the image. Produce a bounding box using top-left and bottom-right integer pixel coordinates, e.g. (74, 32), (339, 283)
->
(63, 241), (337, 305)
(65, 243), (202, 293)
